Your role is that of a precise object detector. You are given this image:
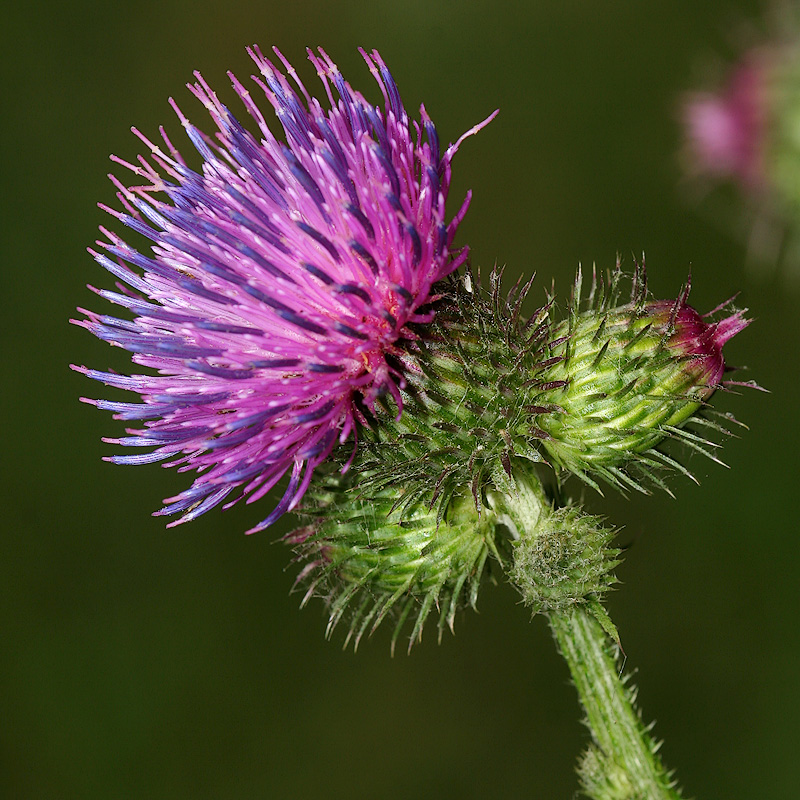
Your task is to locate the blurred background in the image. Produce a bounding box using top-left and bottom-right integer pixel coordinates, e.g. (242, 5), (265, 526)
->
(3, 0), (798, 797)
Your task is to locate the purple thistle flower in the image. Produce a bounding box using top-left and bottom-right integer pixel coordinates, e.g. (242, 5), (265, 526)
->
(72, 46), (496, 532)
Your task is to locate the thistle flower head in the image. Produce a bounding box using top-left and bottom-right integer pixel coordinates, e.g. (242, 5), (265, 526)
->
(679, 26), (800, 277)
(73, 46), (494, 532)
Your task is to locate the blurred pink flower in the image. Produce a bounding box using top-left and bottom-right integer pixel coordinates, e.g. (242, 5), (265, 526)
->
(682, 55), (766, 189)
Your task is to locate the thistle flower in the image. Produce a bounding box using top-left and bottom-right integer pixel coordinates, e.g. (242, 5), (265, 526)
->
(679, 24), (800, 274)
(72, 46), (495, 531)
(682, 56), (766, 189)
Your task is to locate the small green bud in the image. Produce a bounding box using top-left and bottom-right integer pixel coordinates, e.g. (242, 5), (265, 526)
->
(509, 505), (620, 616)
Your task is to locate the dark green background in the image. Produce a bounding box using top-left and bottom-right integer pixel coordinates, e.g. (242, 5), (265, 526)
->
(4, 1), (798, 797)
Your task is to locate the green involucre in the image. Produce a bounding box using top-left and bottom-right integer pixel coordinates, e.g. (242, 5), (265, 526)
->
(526, 262), (739, 494)
(508, 505), (620, 615)
(532, 304), (705, 492)
(290, 471), (504, 652)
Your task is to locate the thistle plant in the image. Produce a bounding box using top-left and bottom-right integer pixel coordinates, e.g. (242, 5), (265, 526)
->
(75, 46), (756, 799)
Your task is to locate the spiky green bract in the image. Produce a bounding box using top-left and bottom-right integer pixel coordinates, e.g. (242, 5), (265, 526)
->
(289, 469), (503, 652)
(352, 268), (557, 523)
(509, 505), (620, 616)
(530, 261), (749, 494)
(287, 268), (561, 650)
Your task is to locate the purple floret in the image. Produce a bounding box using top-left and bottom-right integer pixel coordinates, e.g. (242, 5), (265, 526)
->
(73, 46), (496, 532)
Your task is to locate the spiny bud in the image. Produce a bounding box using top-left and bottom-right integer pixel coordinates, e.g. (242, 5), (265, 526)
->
(508, 505), (620, 616)
(288, 469), (504, 652)
(530, 262), (751, 493)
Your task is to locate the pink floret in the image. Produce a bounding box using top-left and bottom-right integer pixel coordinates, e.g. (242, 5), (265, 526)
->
(648, 290), (750, 391)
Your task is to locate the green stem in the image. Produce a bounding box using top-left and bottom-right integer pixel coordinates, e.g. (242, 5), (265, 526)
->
(499, 469), (684, 799)
(549, 607), (683, 800)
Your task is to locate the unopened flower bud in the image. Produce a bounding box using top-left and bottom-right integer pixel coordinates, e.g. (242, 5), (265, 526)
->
(509, 505), (620, 615)
(289, 472), (503, 651)
(530, 267), (749, 492)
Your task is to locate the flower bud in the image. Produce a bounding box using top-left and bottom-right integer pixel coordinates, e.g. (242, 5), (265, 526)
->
(289, 470), (503, 652)
(509, 505), (620, 615)
(530, 267), (749, 492)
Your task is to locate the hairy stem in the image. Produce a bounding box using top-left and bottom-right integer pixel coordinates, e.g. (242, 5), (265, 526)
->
(549, 605), (683, 800)
(500, 470), (684, 799)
